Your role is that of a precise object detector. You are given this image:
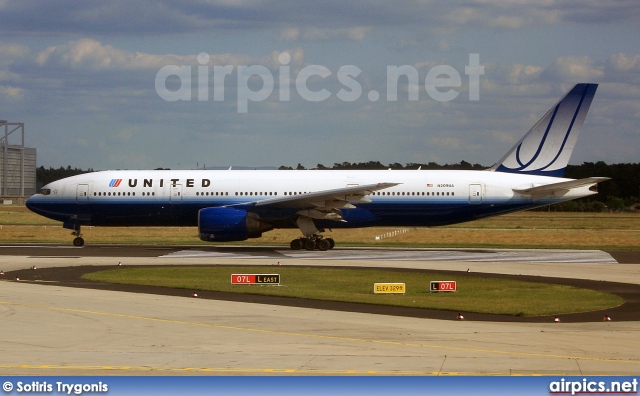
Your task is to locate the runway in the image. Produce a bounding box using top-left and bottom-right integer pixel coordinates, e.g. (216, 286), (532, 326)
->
(1, 245), (640, 375)
(0, 244), (628, 263)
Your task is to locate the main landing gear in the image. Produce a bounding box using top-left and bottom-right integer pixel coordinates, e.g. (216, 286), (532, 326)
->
(290, 235), (335, 251)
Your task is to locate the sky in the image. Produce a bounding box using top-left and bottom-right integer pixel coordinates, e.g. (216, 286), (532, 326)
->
(0, 0), (639, 170)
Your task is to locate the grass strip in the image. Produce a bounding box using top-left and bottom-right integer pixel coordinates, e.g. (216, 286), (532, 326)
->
(83, 266), (622, 317)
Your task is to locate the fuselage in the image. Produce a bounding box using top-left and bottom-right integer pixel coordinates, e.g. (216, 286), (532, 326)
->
(26, 169), (595, 230)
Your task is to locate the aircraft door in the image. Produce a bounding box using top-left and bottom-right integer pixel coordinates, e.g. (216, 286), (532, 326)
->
(170, 184), (183, 204)
(76, 184), (89, 204)
(469, 184), (483, 204)
(168, 183), (183, 220)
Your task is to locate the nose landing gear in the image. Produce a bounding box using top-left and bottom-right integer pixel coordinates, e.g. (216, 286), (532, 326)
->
(72, 228), (84, 247)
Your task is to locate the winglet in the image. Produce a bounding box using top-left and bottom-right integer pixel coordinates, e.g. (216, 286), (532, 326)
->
(491, 83), (598, 177)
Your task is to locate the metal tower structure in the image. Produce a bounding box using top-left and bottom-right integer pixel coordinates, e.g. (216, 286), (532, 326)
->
(0, 120), (37, 200)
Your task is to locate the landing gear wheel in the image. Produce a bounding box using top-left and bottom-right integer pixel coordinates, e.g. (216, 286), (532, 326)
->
(290, 239), (303, 250)
(317, 239), (330, 251)
(73, 237), (85, 247)
(304, 239), (316, 251)
(289, 235), (335, 251)
(326, 238), (335, 249)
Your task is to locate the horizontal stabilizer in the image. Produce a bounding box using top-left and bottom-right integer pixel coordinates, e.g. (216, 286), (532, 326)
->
(513, 177), (609, 197)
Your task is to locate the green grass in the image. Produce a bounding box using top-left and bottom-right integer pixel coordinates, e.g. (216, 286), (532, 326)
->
(83, 266), (623, 316)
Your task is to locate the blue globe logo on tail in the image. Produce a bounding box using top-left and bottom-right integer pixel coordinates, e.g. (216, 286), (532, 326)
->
(492, 83), (598, 177)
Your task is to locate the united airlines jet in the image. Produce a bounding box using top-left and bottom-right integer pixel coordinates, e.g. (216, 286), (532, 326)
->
(27, 83), (607, 250)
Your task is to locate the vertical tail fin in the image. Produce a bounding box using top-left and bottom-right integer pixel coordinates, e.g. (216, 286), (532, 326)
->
(491, 83), (598, 177)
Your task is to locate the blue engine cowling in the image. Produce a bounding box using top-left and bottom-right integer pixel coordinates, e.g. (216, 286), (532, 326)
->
(198, 207), (271, 242)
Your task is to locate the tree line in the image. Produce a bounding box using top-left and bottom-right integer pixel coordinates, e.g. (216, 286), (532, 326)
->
(36, 161), (639, 212)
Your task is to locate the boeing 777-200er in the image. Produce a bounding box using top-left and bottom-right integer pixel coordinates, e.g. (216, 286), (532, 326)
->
(27, 83), (608, 250)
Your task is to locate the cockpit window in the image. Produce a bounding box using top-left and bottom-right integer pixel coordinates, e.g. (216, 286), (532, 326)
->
(40, 188), (51, 195)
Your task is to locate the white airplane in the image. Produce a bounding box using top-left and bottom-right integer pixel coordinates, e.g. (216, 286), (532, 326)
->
(27, 83), (607, 250)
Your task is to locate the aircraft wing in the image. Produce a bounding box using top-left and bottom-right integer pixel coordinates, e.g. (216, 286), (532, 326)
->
(224, 182), (397, 216)
(249, 182), (398, 209)
(513, 177), (609, 197)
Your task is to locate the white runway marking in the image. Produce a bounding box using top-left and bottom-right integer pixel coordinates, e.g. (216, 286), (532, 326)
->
(162, 248), (617, 263)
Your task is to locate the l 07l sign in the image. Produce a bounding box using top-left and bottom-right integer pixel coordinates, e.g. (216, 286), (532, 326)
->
(429, 281), (457, 292)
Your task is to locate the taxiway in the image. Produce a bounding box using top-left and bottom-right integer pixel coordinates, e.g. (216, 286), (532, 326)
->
(1, 245), (639, 375)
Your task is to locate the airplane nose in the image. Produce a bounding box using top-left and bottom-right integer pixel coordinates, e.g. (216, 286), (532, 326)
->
(26, 194), (43, 212)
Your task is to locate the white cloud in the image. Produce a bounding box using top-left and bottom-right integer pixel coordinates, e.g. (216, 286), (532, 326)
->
(430, 136), (461, 149)
(0, 85), (23, 98)
(444, 7), (530, 29)
(280, 28), (300, 41)
(488, 15), (525, 29)
(281, 27), (371, 42)
(0, 43), (29, 60)
(112, 126), (138, 142)
(36, 38), (268, 71)
(0, 43), (29, 84)
(542, 56), (605, 81)
(605, 53), (640, 77)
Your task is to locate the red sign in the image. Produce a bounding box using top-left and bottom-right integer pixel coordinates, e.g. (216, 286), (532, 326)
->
(232, 274), (257, 284)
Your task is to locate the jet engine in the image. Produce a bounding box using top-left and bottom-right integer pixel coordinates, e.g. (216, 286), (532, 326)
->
(198, 207), (272, 242)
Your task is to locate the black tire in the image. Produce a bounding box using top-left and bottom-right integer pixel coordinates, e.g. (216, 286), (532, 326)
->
(73, 237), (85, 247)
(326, 238), (335, 249)
(304, 239), (316, 251)
(290, 239), (303, 250)
(317, 239), (330, 251)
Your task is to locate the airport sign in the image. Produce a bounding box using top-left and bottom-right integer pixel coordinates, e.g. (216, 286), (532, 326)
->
(374, 283), (406, 294)
(231, 274), (280, 285)
(430, 281), (457, 292)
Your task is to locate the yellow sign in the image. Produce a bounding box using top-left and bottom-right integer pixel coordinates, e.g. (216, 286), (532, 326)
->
(374, 283), (406, 294)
